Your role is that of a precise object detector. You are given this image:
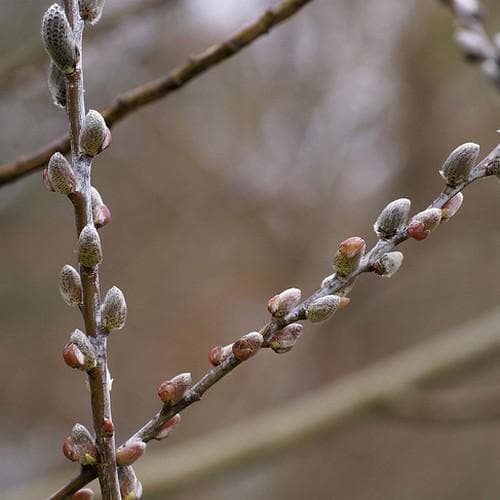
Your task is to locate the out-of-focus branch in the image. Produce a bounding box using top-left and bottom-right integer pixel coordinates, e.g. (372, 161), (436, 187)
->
(46, 141), (500, 497)
(438, 0), (500, 88)
(0, 0), (315, 187)
(7, 307), (500, 500)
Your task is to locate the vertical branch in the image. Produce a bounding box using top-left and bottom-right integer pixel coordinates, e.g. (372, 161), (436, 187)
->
(62, 1), (120, 498)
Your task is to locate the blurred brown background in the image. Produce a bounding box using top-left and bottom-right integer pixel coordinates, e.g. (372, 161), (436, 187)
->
(2, 0), (500, 498)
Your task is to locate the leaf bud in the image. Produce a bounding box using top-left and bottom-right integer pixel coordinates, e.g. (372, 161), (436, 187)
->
(48, 62), (67, 107)
(71, 489), (95, 500)
(439, 142), (479, 186)
(116, 441), (146, 467)
(441, 192), (464, 222)
(80, 110), (111, 156)
(158, 373), (192, 405)
(332, 236), (366, 276)
(79, 0), (105, 25)
(63, 342), (86, 370)
(62, 436), (78, 462)
(373, 251), (404, 278)
(155, 414), (181, 440)
(47, 152), (76, 194)
(41, 4), (78, 74)
(269, 323), (303, 354)
(69, 329), (97, 371)
(119, 466), (143, 500)
(374, 198), (411, 239)
(101, 286), (127, 331)
(267, 288), (301, 318)
(59, 264), (82, 306)
(91, 187), (111, 228)
(78, 224), (103, 267)
(71, 423), (97, 466)
(407, 208), (442, 241)
(208, 344), (233, 366)
(305, 295), (349, 323)
(232, 332), (263, 361)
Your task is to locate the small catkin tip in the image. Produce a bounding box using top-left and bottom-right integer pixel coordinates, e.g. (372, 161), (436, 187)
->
(59, 264), (82, 306)
(373, 251), (404, 278)
(80, 110), (110, 156)
(439, 142), (480, 186)
(48, 62), (67, 108)
(305, 295), (343, 323)
(78, 224), (103, 267)
(441, 192), (464, 222)
(374, 198), (411, 239)
(101, 286), (127, 331)
(158, 372), (192, 405)
(79, 0), (105, 25)
(408, 208), (442, 241)
(41, 4), (78, 74)
(269, 323), (304, 354)
(48, 152), (76, 194)
(232, 332), (263, 361)
(71, 489), (95, 500)
(155, 414), (181, 440)
(116, 441), (146, 467)
(267, 287), (302, 317)
(69, 329), (97, 370)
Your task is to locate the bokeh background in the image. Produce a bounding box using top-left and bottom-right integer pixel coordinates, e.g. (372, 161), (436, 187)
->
(2, 0), (500, 498)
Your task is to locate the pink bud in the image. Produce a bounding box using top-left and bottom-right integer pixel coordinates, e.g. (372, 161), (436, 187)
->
(333, 236), (366, 276)
(71, 489), (95, 500)
(232, 332), (263, 361)
(408, 208), (442, 240)
(62, 436), (78, 462)
(103, 418), (114, 436)
(158, 373), (192, 405)
(208, 344), (233, 366)
(267, 288), (302, 318)
(116, 441), (146, 467)
(155, 414), (181, 440)
(63, 343), (86, 370)
(269, 323), (303, 354)
(441, 192), (464, 222)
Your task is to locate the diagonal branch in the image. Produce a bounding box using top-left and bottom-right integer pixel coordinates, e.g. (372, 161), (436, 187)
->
(46, 142), (500, 498)
(0, 0), (314, 187)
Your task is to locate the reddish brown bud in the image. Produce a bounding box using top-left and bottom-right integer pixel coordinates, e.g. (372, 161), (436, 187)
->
(269, 323), (303, 354)
(103, 418), (114, 436)
(71, 423), (97, 466)
(267, 288), (302, 318)
(62, 436), (78, 462)
(69, 329), (97, 371)
(208, 344), (232, 366)
(408, 208), (442, 240)
(63, 343), (86, 370)
(71, 489), (95, 500)
(116, 441), (146, 467)
(333, 236), (366, 276)
(232, 332), (263, 361)
(441, 192), (464, 222)
(155, 414), (181, 440)
(119, 466), (143, 500)
(158, 372), (192, 405)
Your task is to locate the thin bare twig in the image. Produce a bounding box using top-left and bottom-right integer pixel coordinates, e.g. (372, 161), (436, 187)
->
(0, 0), (314, 187)
(47, 142), (500, 498)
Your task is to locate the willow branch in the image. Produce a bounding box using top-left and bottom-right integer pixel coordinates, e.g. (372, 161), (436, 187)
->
(48, 142), (500, 498)
(0, 0), (314, 187)
(62, 2), (120, 498)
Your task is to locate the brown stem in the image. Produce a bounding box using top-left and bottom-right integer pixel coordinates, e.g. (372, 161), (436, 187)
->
(0, 0), (315, 186)
(63, 1), (120, 498)
(48, 141), (500, 497)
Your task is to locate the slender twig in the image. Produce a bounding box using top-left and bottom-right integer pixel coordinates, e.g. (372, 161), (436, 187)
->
(0, 0), (314, 186)
(47, 142), (500, 498)
(62, 2), (120, 498)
